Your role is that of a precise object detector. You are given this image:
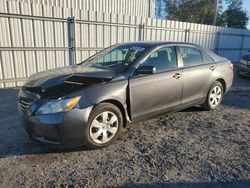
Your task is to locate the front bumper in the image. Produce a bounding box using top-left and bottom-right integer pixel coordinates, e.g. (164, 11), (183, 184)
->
(238, 64), (250, 77)
(19, 106), (93, 148)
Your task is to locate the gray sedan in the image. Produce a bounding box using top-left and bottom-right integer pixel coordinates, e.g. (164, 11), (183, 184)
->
(18, 42), (234, 149)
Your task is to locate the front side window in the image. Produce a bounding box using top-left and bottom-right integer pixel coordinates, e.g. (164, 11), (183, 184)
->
(143, 46), (177, 72)
(179, 46), (203, 66)
(80, 44), (147, 73)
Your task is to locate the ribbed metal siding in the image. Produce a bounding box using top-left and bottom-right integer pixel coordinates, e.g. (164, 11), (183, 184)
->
(0, 0), (70, 87)
(8, 0), (152, 17)
(142, 18), (250, 61)
(73, 9), (143, 65)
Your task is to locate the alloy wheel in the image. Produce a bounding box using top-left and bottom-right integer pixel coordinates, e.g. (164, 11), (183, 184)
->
(89, 111), (119, 144)
(209, 86), (222, 107)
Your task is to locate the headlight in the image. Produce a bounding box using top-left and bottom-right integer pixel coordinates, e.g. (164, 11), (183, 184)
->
(240, 59), (247, 65)
(35, 96), (81, 115)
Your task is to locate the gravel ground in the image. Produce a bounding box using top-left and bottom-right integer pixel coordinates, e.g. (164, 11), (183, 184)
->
(0, 73), (249, 187)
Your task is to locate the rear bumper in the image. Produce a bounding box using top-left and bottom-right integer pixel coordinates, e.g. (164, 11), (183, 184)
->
(20, 106), (93, 148)
(238, 64), (250, 77)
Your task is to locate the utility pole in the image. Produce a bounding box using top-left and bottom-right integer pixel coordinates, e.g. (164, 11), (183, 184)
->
(148, 0), (155, 18)
(213, 0), (219, 25)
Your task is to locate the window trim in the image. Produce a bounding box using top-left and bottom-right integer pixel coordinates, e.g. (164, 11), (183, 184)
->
(133, 45), (180, 76)
(176, 44), (215, 68)
(201, 50), (215, 64)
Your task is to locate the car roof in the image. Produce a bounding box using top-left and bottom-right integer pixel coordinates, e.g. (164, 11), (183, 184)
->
(119, 41), (200, 48)
(118, 41), (227, 62)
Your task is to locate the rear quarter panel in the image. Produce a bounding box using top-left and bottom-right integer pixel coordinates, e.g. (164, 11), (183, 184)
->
(217, 60), (234, 93)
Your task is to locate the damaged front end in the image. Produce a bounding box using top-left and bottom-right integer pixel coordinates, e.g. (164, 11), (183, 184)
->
(23, 75), (111, 99)
(18, 73), (111, 116)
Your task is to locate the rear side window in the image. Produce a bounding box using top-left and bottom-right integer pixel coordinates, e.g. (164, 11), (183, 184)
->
(202, 51), (214, 64)
(143, 46), (177, 72)
(179, 46), (203, 66)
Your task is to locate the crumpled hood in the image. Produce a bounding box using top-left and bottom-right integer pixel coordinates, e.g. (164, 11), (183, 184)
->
(25, 65), (116, 89)
(23, 65), (116, 98)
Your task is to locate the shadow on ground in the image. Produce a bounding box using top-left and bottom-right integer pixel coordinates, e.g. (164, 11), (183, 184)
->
(222, 75), (250, 110)
(0, 88), (87, 158)
(124, 180), (250, 188)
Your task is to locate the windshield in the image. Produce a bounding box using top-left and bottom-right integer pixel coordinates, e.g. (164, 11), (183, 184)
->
(79, 44), (147, 73)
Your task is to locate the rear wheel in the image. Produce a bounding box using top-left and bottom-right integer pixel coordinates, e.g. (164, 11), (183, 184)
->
(237, 71), (245, 79)
(202, 81), (224, 110)
(83, 103), (123, 149)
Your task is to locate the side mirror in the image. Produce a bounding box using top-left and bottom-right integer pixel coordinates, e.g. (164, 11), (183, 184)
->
(136, 65), (156, 75)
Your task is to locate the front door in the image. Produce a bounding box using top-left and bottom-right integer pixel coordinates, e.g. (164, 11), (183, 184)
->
(129, 46), (182, 120)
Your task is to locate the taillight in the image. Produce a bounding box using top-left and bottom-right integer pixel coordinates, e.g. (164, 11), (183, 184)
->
(229, 63), (233, 70)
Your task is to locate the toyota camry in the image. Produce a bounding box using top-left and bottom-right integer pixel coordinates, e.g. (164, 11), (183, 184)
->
(18, 42), (234, 149)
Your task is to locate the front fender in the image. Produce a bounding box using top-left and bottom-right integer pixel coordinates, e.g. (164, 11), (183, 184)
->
(68, 79), (130, 123)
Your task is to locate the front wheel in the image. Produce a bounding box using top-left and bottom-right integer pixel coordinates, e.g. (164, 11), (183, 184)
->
(83, 103), (123, 149)
(202, 81), (224, 110)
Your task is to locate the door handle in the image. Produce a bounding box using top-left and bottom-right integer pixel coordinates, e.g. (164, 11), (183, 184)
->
(173, 73), (181, 79)
(209, 66), (215, 71)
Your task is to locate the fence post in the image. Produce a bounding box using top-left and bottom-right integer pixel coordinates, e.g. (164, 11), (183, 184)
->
(138, 23), (145, 41)
(216, 31), (221, 55)
(67, 17), (76, 65)
(241, 34), (245, 57)
(184, 28), (190, 42)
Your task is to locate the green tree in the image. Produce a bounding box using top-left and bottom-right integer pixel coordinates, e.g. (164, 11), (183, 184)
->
(165, 0), (218, 25)
(217, 0), (249, 29)
(215, 0), (224, 26)
(162, 0), (248, 29)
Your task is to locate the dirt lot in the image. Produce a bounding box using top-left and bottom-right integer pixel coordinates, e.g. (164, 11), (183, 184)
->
(0, 73), (249, 187)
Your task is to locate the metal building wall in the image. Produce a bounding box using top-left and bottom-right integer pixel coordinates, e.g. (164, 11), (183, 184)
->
(0, 0), (70, 87)
(0, 0), (250, 88)
(7, 0), (153, 17)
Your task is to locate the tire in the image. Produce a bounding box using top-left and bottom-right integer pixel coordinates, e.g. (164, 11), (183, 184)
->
(237, 71), (245, 79)
(202, 81), (224, 110)
(83, 103), (123, 149)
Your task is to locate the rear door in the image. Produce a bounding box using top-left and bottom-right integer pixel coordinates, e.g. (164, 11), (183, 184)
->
(177, 45), (218, 106)
(128, 46), (182, 120)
